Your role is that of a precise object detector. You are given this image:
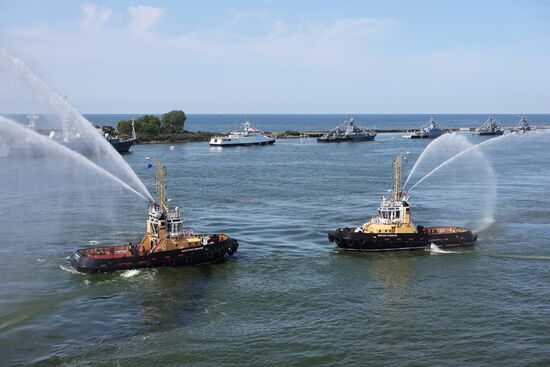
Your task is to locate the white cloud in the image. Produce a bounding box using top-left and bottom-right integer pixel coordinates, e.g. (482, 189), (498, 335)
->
(154, 16), (397, 70)
(127, 5), (164, 35)
(81, 4), (112, 30)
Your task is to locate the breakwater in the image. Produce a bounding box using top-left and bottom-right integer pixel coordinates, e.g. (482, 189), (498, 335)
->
(267, 125), (550, 139)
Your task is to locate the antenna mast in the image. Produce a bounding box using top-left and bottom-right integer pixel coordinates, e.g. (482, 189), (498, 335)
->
(131, 118), (136, 139)
(392, 153), (403, 201)
(156, 160), (168, 214)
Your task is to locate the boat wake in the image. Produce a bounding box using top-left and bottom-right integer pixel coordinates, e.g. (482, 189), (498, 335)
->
(59, 264), (84, 275)
(120, 269), (141, 278)
(428, 243), (454, 254)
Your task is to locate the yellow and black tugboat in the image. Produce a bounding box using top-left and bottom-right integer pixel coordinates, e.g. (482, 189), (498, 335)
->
(328, 153), (477, 251)
(70, 161), (238, 273)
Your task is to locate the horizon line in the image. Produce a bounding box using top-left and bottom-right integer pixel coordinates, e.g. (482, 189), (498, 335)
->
(3, 112), (550, 116)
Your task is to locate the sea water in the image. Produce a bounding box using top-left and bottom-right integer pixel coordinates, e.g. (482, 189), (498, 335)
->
(1, 130), (550, 366)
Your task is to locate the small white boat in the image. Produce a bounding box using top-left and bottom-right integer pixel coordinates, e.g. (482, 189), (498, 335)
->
(209, 120), (275, 147)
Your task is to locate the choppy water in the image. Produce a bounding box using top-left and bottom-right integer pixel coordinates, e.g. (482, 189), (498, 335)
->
(1, 132), (550, 366)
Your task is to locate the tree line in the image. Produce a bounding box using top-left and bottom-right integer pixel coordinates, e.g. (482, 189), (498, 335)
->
(117, 110), (188, 140)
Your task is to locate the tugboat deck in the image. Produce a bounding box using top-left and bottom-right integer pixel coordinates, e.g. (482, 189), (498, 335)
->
(423, 226), (471, 234)
(79, 245), (133, 259)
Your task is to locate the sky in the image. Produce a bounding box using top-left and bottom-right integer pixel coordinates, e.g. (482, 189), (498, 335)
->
(0, 0), (549, 113)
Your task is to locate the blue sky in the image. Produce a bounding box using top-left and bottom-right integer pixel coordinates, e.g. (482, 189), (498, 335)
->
(1, 0), (549, 113)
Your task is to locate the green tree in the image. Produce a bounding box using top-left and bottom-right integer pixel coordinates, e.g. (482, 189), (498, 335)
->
(136, 115), (161, 138)
(161, 110), (186, 133)
(117, 120), (134, 136)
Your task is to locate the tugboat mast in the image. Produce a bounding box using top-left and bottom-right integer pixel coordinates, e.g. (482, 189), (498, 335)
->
(155, 160), (168, 214)
(392, 153), (404, 201)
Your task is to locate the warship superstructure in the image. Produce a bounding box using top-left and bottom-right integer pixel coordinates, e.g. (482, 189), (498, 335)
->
(403, 118), (445, 139)
(475, 117), (504, 136)
(317, 117), (376, 142)
(513, 116), (532, 134)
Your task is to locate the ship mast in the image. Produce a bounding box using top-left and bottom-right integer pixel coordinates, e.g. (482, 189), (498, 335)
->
(155, 160), (169, 215)
(392, 153), (404, 201)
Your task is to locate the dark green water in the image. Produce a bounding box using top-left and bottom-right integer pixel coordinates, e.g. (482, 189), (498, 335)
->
(1, 132), (550, 366)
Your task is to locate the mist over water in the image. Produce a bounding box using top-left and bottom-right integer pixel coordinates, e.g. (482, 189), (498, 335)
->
(404, 130), (550, 233)
(403, 133), (496, 232)
(0, 48), (152, 202)
(0, 116), (147, 200)
(404, 133), (474, 189)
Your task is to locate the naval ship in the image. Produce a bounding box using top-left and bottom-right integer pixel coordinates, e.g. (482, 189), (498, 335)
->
(513, 116), (532, 134)
(209, 120), (275, 146)
(70, 161), (238, 273)
(102, 120), (136, 153)
(403, 118), (445, 139)
(328, 153), (477, 251)
(475, 117), (504, 136)
(317, 117), (376, 143)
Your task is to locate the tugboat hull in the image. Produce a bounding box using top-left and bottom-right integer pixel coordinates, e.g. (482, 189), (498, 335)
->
(328, 227), (477, 251)
(70, 238), (238, 273)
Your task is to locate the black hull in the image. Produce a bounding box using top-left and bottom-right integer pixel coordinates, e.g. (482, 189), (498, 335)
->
(70, 238), (238, 273)
(317, 137), (352, 143)
(109, 139), (135, 153)
(328, 227), (477, 251)
(316, 136), (376, 143)
(476, 131), (504, 136)
(409, 135), (442, 139)
(209, 140), (275, 147)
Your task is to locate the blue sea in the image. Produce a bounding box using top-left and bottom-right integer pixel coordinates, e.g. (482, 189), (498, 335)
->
(82, 114), (549, 132)
(1, 115), (550, 366)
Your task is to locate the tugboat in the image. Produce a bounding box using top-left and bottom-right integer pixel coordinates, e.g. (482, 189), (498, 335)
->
(70, 161), (238, 273)
(403, 118), (445, 139)
(513, 116), (532, 134)
(317, 117), (376, 143)
(209, 120), (275, 146)
(475, 117), (504, 136)
(328, 153), (477, 251)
